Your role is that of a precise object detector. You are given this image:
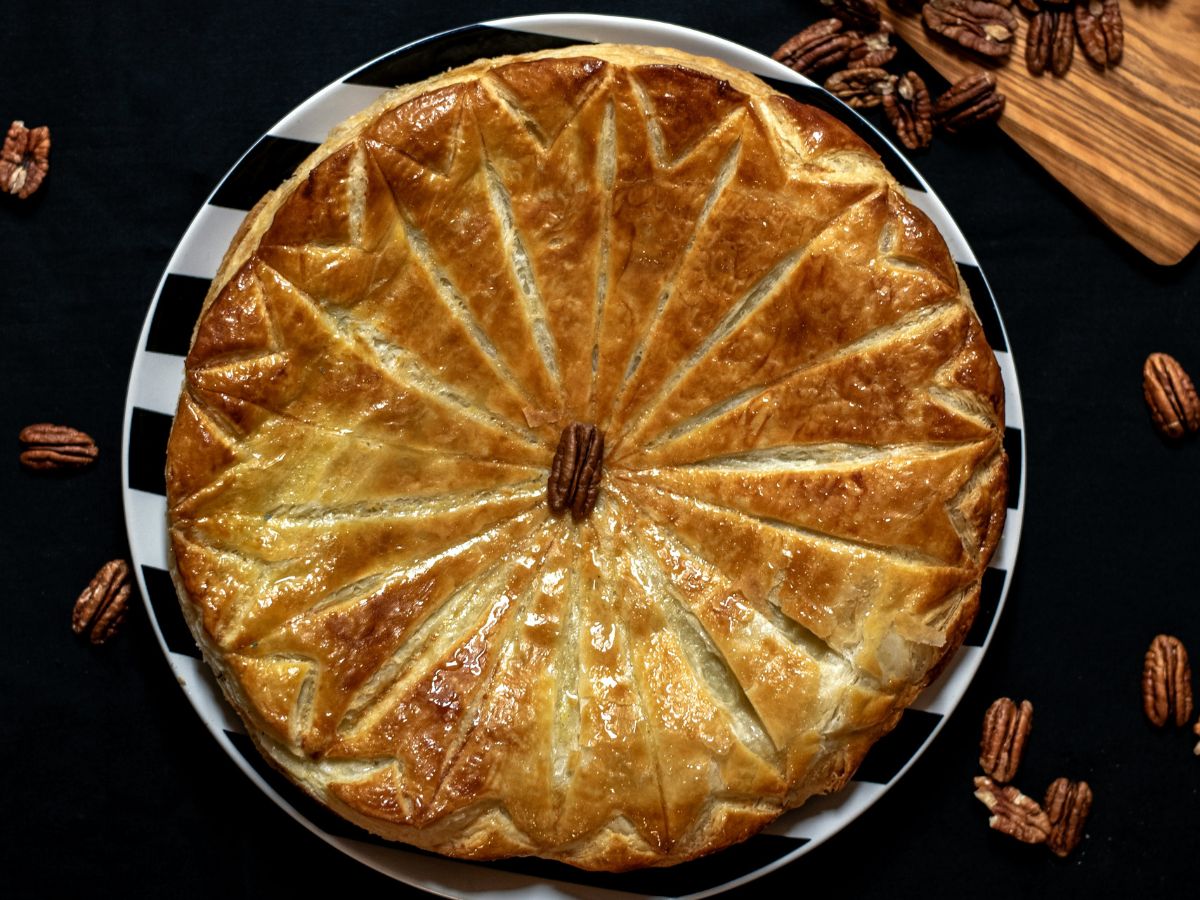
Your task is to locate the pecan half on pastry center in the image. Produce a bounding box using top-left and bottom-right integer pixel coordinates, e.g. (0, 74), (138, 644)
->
(548, 422), (604, 521)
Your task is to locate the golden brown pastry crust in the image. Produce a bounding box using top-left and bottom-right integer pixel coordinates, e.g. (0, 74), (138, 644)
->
(165, 43), (1007, 871)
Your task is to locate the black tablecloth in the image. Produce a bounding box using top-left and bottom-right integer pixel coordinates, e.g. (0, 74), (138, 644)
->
(3, 2), (1197, 896)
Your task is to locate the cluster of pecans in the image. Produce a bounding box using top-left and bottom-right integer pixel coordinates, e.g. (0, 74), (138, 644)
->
(773, 0), (1006, 151)
(18, 424), (132, 644)
(0, 120), (51, 199)
(974, 697), (1092, 856)
(1142, 352), (1200, 440)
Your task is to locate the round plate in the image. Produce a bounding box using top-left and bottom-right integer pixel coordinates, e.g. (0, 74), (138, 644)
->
(121, 14), (1025, 899)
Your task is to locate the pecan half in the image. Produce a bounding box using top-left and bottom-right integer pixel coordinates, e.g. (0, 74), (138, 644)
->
(1143, 353), (1200, 440)
(883, 71), (933, 151)
(922, 0), (1018, 59)
(980, 697), (1033, 782)
(548, 422), (604, 521)
(19, 423), (99, 471)
(73, 560), (132, 645)
(773, 20), (857, 77)
(933, 71), (1006, 132)
(1045, 778), (1093, 857)
(974, 776), (1051, 844)
(826, 67), (897, 109)
(1050, 10), (1075, 76)
(1193, 719), (1199, 756)
(1015, 0), (1040, 13)
(1075, 0), (1124, 68)
(1026, 11), (1054, 75)
(821, 0), (883, 30)
(0, 120), (51, 200)
(848, 26), (899, 69)
(1142, 634), (1194, 727)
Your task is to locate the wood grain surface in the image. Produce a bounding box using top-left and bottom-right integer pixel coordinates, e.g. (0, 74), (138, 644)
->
(882, 1), (1200, 265)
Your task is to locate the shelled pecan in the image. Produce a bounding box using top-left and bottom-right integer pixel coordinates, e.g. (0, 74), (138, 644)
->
(1142, 634), (1194, 727)
(1044, 778), (1093, 857)
(973, 776), (1052, 844)
(1050, 10), (1075, 76)
(848, 25), (898, 69)
(1075, 0), (1124, 67)
(0, 121), (51, 200)
(820, 0), (883, 30)
(883, 71), (933, 150)
(826, 67), (897, 108)
(73, 560), (132, 645)
(548, 422), (605, 521)
(18, 423), (99, 471)
(922, 0), (1018, 59)
(980, 697), (1033, 782)
(1026, 11), (1054, 75)
(1143, 353), (1200, 440)
(933, 71), (1006, 132)
(773, 19), (856, 76)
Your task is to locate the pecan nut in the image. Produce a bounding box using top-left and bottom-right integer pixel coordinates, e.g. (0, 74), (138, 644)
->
(847, 26), (899, 69)
(933, 71), (1006, 132)
(883, 71), (933, 151)
(19, 423), (99, 470)
(1193, 719), (1199, 756)
(1015, 0), (1040, 13)
(825, 67), (897, 109)
(973, 775), (1051, 844)
(73, 560), (132, 645)
(1026, 11), (1054, 76)
(1143, 353), (1200, 439)
(773, 19), (857, 77)
(548, 422), (605, 520)
(980, 697), (1033, 782)
(1050, 10), (1075, 77)
(0, 120), (51, 200)
(820, 0), (883, 30)
(1075, 0), (1124, 68)
(1044, 777), (1093, 857)
(922, 0), (1018, 59)
(1142, 634), (1194, 727)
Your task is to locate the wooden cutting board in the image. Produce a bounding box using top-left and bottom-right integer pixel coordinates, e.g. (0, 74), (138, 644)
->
(881, 2), (1200, 265)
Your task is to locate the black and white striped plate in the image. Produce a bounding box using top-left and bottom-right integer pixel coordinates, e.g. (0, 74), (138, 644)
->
(121, 14), (1025, 899)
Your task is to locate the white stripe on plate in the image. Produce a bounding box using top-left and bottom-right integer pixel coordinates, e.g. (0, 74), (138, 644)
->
(995, 350), (1023, 430)
(903, 187), (978, 267)
(168, 205), (247, 280)
(131, 351), (186, 415)
(126, 489), (170, 569)
(172, 653), (245, 734)
(270, 82), (390, 144)
(910, 644), (984, 715)
(765, 780), (887, 839)
(991, 506), (1022, 573)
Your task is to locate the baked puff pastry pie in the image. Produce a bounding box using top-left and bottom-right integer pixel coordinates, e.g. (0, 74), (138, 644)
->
(165, 44), (1007, 870)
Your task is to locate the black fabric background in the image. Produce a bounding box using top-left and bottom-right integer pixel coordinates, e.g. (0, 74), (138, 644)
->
(2, 1), (1197, 896)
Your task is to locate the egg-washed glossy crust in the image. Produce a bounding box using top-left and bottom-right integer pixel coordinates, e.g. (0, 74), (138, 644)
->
(165, 44), (1006, 871)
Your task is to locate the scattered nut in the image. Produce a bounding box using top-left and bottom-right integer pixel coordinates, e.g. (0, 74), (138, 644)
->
(825, 67), (897, 109)
(773, 19), (857, 77)
(19, 423), (99, 471)
(1142, 634), (1194, 728)
(883, 70), (934, 150)
(1143, 353), (1200, 439)
(933, 71), (1006, 133)
(980, 697), (1033, 782)
(73, 560), (132, 645)
(0, 120), (51, 199)
(974, 775), (1051, 844)
(1044, 777), (1093, 857)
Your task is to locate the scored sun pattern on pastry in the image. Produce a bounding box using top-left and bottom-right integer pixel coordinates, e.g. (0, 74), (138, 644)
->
(165, 45), (1006, 871)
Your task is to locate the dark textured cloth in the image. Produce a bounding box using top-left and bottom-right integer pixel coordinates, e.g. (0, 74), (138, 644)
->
(1, 2), (1196, 896)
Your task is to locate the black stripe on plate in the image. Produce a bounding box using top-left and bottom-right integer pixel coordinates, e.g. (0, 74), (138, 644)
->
(224, 731), (400, 850)
(1004, 426), (1022, 510)
(146, 274), (209, 357)
(957, 263), (1007, 353)
(209, 136), (320, 212)
(141, 564), (200, 659)
(476, 833), (807, 897)
(964, 565), (1008, 648)
(852, 709), (942, 784)
(758, 75), (922, 192)
(344, 24), (586, 89)
(128, 407), (174, 496)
